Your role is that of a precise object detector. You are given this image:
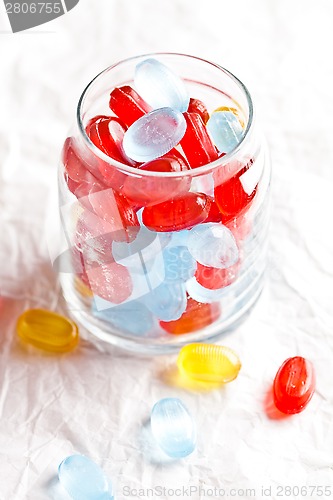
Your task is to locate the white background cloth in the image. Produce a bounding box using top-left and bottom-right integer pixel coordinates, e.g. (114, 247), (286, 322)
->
(1, 1), (333, 498)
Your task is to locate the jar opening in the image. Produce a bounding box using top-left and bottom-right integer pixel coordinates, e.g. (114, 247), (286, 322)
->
(77, 52), (254, 178)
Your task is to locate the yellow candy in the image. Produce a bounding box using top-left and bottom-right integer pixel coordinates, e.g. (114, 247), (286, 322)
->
(214, 106), (245, 128)
(17, 309), (79, 353)
(177, 343), (241, 383)
(74, 276), (93, 298)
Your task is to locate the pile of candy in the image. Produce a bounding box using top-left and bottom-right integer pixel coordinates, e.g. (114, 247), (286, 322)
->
(62, 58), (260, 337)
(15, 309), (315, 498)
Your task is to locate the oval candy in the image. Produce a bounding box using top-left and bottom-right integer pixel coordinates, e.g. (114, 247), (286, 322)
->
(58, 454), (113, 500)
(123, 107), (186, 163)
(134, 58), (190, 112)
(17, 309), (79, 353)
(150, 398), (196, 458)
(177, 343), (241, 383)
(273, 356), (315, 414)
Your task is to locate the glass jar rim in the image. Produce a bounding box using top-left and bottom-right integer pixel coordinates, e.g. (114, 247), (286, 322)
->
(77, 52), (254, 178)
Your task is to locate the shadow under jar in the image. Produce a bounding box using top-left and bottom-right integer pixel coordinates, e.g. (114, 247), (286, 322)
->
(58, 53), (271, 354)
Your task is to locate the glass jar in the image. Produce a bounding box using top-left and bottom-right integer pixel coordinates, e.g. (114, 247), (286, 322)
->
(58, 53), (270, 354)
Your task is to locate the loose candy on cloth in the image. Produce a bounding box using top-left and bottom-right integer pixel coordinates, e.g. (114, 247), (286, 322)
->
(58, 454), (114, 500)
(134, 58), (190, 112)
(187, 223), (239, 269)
(123, 107), (186, 162)
(273, 357), (315, 414)
(150, 398), (196, 458)
(16, 309), (79, 353)
(109, 85), (151, 127)
(177, 343), (241, 383)
(207, 111), (244, 153)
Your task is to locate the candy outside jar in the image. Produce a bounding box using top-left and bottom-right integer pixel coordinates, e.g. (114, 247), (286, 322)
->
(58, 53), (271, 354)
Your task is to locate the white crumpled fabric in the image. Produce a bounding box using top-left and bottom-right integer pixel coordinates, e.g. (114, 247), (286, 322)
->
(1, 0), (333, 498)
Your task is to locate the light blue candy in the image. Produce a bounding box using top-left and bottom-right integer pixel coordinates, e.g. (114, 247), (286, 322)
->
(186, 276), (232, 304)
(207, 111), (243, 153)
(143, 282), (187, 321)
(187, 223), (239, 269)
(58, 455), (113, 500)
(135, 58), (190, 112)
(93, 299), (154, 336)
(122, 107), (186, 162)
(112, 227), (170, 274)
(162, 246), (197, 283)
(151, 398), (196, 458)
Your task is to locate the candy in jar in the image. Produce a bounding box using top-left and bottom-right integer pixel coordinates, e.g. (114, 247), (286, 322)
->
(150, 398), (196, 458)
(58, 454), (113, 500)
(273, 356), (315, 414)
(16, 309), (79, 353)
(177, 343), (241, 383)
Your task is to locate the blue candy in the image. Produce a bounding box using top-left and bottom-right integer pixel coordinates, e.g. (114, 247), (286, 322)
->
(187, 223), (239, 269)
(207, 111), (243, 153)
(93, 299), (154, 336)
(143, 282), (187, 321)
(135, 58), (190, 112)
(161, 246), (197, 283)
(58, 455), (113, 500)
(112, 228), (170, 274)
(151, 398), (196, 458)
(122, 108), (186, 162)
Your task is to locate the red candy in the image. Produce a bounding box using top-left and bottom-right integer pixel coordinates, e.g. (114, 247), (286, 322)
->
(205, 196), (223, 223)
(88, 189), (139, 243)
(109, 85), (151, 127)
(86, 115), (128, 162)
(160, 298), (221, 334)
(273, 357), (315, 414)
(86, 261), (133, 304)
(121, 149), (191, 207)
(180, 112), (218, 168)
(142, 192), (211, 232)
(188, 98), (210, 124)
(214, 159), (257, 220)
(195, 261), (240, 290)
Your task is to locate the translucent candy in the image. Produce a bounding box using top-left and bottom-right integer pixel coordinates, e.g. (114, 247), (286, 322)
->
(160, 298), (221, 334)
(177, 343), (241, 383)
(112, 227), (171, 273)
(195, 261), (239, 289)
(142, 192), (211, 232)
(86, 262), (133, 304)
(214, 106), (245, 128)
(162, 246), (197, 283)
(87, 116), (125, 161)
(186, 277), (232, 304)
(150, 398), (196, 458)
(58, 454), (113, 500)
(187, 223), (239, 269)
(16, 309), (79, 353)
(188, 98), (209, 124)
(93, 299), (154, 336)
(207, 111), (244, 153)
(121, 149), (191, 206)
(109, 85), (151, 127)
(123, 108), (186, 163)
(273, 357), (315, 414)
(134, 58), (190, 112)
(180, 112), (218, 168)
(143, 282), (187, 321)
(214, 159), (257, 220)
